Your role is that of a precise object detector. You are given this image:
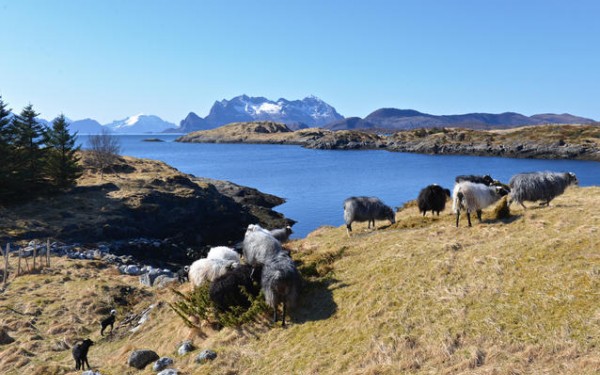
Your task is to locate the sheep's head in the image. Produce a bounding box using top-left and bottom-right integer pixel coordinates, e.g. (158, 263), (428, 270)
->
(495, 186), (510, 197)
(83, 338), (94, 347)
(386, 206), (396, 224)
(567, 172), (578, 185)
(483, 175), (494, 185)
(110, 309), (117, 316)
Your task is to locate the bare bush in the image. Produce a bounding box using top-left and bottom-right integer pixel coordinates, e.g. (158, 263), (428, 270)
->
(87, 128), (121, 178)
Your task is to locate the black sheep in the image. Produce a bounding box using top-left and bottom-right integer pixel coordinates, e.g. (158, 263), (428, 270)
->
(100, 309), (116, 336)
(177, 265), (190, 283)
(417, 184), (451, 216)
(72, 338), (94, 370)
(455, 174), (495, 186)
(209, 264), (262, 312)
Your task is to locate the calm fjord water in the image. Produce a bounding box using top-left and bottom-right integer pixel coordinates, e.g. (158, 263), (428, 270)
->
(79, 134), (600, 238)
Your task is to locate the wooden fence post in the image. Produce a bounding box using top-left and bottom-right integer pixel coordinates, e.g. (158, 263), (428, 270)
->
(46, 239), (51, 267)
(33, 240), (37, 271)
(2, 243), (8, 289)
(17, 247), (22, 276)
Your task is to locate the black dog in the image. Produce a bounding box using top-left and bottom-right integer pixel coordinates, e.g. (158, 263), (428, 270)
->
(72, 338), (94, 370)
(100, 309), (117, 336)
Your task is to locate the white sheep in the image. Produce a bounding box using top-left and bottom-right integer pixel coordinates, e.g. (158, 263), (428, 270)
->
(206, 246), (241, 262)
(452, 181), (510, 227)
(242, 224), (282, 267)
(188, 258), (239, 287)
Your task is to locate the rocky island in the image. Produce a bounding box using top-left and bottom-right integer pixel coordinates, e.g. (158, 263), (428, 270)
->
(176, 121), (600, 161)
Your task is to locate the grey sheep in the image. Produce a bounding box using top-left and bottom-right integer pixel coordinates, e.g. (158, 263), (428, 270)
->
(270, 225), (293, 243)
(417, 184), (451, 216)
(261, 252), (301, 327)
(453, 181), (510, 227)
(343, 196), (396, 235)
(242, 224), (282, 267)
(509, 171), (578, 209)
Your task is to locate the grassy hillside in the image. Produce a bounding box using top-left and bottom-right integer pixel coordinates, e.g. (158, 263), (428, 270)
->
(1, 186), (599, 374)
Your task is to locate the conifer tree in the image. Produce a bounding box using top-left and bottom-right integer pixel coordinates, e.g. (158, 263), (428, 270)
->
(8, 104), (46, 192)
(45, 114), (82, 189)
(0, 96), (14, 201)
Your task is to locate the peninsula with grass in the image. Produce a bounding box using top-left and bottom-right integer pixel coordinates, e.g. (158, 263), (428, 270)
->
(177, 121), (600, 161)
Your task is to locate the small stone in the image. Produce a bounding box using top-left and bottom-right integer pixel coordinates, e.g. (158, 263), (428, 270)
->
(139, 273), (153, 287)
(153, 275), (177, 288)
(125, 265), (141, 275)
(157, 369), (178, 375)
(128, 349), (160, 369)
(195, 349), (217, 364)
(177, 340), (194, 356)
(153, 357), (174, 371)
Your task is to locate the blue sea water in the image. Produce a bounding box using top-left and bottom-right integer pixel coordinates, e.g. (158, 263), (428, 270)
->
(78, 134), (600, 238)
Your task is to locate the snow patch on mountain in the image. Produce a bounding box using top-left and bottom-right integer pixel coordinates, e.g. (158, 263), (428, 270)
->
(106, 114), (176, 133)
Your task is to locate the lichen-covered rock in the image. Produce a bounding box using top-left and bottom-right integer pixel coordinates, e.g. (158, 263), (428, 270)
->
(153, 357), (174, 371)
(128, 349), (160, 369)
(195, 349), (217, 364)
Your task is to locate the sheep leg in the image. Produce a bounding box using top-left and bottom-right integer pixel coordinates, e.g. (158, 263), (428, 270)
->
(476, 209), (482, 222)
(520, 202), (527, 210)
(466, 212), (472, 227)
(346, 224), (352, 237)
(84, 357), (91, 370)
(282, 302), (287, 327)
(455, 211), (460, 227)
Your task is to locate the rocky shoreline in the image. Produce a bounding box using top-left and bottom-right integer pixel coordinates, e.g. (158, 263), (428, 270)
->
(0, 153), (293, 267)
(176, 122), (600, 161)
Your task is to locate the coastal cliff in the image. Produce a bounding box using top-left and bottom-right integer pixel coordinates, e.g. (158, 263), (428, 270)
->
(177, 122), (600, 161)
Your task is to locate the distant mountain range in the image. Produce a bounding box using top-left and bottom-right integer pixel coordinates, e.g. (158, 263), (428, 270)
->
(8, 95), (597, 134)
(174, 95), (344, 133)
(325, 108), (596, 131)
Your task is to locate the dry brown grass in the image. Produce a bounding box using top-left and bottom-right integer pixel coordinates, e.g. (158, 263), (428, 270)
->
(1, 186), (599, 374)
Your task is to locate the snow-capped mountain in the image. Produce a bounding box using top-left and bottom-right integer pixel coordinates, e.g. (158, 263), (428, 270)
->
(105, 114), (176, 133)
(178, 95), (344, 132)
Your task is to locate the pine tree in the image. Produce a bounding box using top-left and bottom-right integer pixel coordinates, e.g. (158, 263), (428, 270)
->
(0, 96), (14, 202)
(45, 114), (82, 189)
(8, 104), (46, 193)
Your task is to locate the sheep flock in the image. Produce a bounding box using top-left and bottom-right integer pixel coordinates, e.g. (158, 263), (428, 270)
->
(180, 169), (577, 330)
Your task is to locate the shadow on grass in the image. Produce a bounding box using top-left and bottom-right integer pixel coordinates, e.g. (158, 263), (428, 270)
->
(292, 277), (346, 324)
(483, 214), (523, 225)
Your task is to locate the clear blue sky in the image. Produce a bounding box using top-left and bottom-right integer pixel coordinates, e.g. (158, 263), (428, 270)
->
(1, 0), (599, 124)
